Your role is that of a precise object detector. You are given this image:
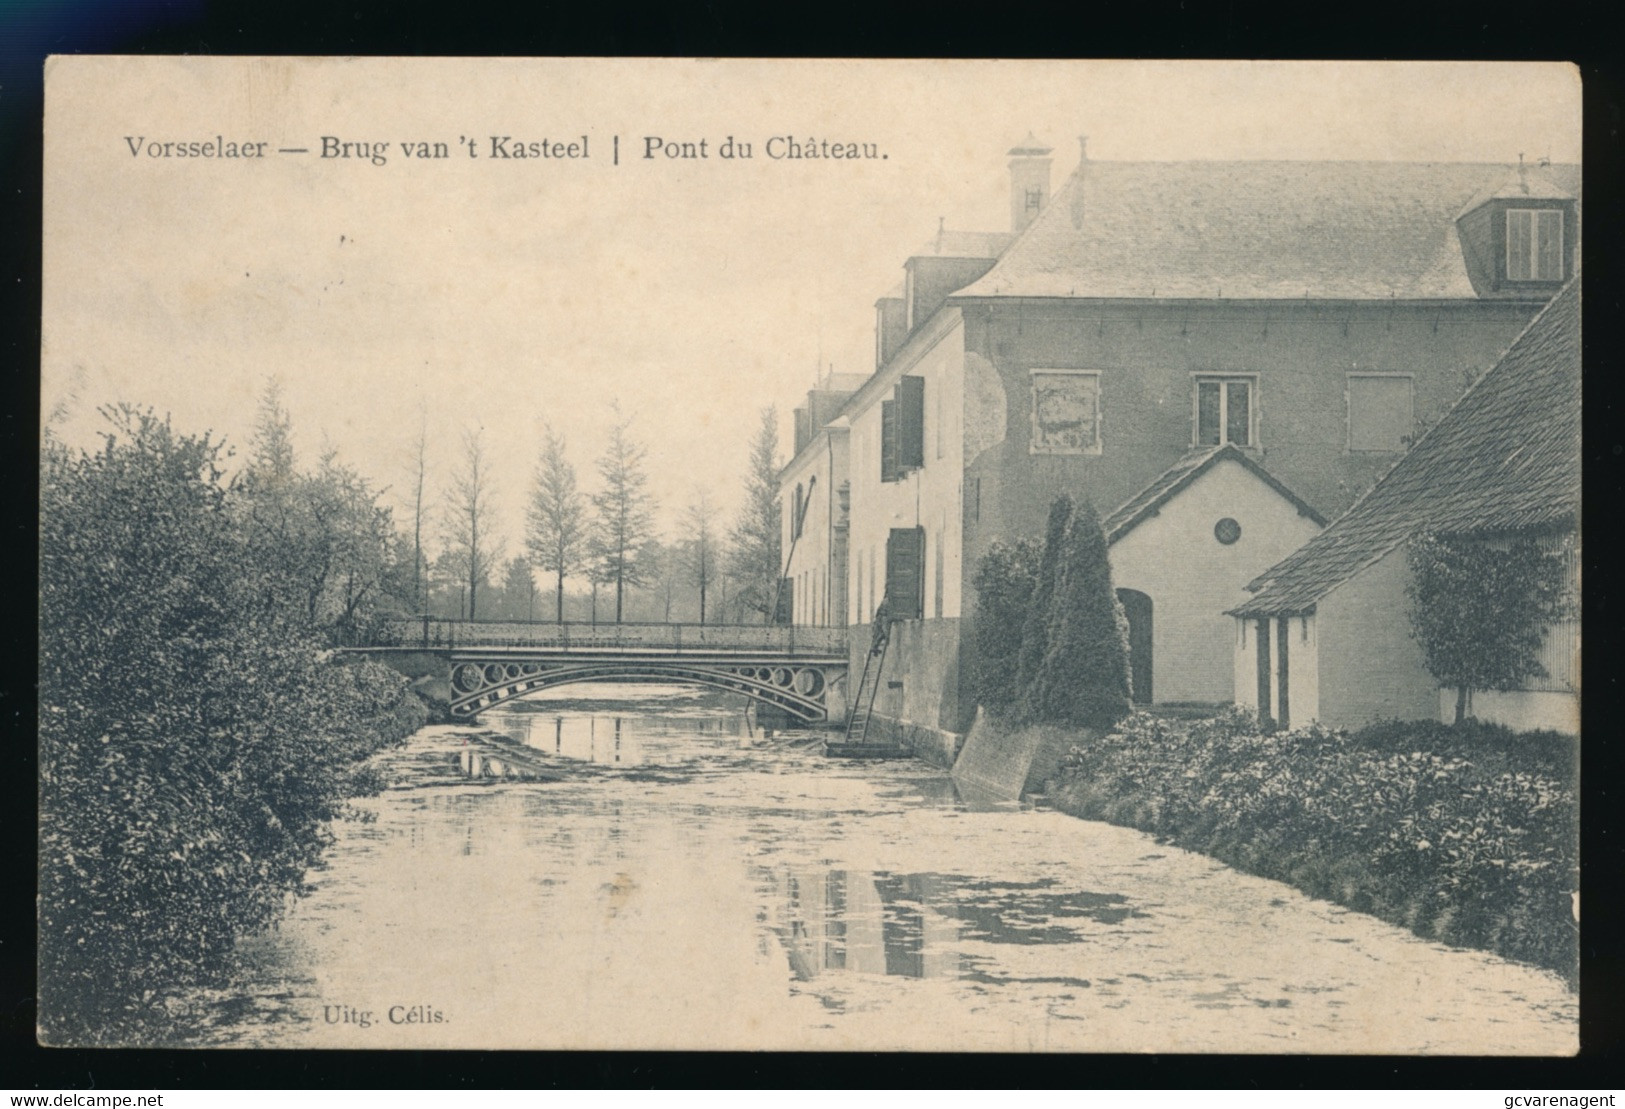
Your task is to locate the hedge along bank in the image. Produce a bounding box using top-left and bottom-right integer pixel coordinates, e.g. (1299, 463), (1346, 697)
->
(38, 406), (429, 1044)
(1047, 708), (1577, 980)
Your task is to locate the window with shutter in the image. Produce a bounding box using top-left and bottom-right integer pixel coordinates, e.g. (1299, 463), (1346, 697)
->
(885, 527), (925, 620)
(896, 376), (925, 471)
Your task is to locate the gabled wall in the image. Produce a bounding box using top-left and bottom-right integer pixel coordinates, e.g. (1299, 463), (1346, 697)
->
(1109, 458), (1323, 703)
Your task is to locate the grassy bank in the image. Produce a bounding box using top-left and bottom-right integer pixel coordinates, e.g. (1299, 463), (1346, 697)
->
(1048, 709), (1577, 982)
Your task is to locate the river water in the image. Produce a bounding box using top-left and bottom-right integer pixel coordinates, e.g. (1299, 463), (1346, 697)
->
(175, 684), (1576, 1053)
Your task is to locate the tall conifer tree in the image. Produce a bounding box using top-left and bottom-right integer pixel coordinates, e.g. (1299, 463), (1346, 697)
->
(1026, 500), (1132, 730)
(1014, 496), (1074, 716)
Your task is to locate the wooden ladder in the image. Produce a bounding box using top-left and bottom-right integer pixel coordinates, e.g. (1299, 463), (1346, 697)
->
(843, 627), (890, 745)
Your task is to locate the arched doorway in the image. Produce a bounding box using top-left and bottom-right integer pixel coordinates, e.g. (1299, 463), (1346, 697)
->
(1116, 588), (1153, 704)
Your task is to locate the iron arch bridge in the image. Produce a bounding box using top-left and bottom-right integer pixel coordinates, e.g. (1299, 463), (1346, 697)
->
(447, 656), (842, 721)
(350, 620), (850, 723)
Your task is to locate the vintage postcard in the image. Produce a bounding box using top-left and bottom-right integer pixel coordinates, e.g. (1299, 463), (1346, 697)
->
(39, 57), (1580, 1051)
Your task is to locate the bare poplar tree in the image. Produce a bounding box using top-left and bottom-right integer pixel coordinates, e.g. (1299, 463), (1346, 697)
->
(589, 403), (655, 623)
(444, 424), (500, 621)
(408, 402), (430, 613)
(682, 488), (719, 624)
(728, 406), (783, 623)
(525, 424), (587, 623)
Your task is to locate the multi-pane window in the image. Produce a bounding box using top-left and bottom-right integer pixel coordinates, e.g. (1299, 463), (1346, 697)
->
(1506, 208), (1565, 282)
(1030, 370), (1102, 454)
(1194, 375), (1255, 447)
(1025, 187), (1043, 212)
(1347, 374), (1413, 453)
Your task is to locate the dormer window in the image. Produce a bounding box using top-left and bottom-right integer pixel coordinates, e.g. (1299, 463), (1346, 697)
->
(1025, 187), (1043, 212)
(1453, 166), (1576, 297)
(1507, 208), (1565, 282)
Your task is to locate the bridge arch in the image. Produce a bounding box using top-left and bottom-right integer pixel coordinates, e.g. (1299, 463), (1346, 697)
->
(448, 659), (843, 722)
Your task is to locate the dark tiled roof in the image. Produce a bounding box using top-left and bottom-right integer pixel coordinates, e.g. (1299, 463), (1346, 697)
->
(1104, 444), (1326, 545)
(1234, 278), (1580, 617)
(954, 160), (1580, 301)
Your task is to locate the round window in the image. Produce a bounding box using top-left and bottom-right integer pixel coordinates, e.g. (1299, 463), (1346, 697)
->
(1214, 517), (1242, 545)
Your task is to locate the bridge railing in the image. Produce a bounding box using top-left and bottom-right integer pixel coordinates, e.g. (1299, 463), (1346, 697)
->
(368, 618), (850, 656)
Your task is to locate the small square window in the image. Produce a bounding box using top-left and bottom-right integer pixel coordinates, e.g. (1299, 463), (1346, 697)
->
(1030, 371), (1101, 454)
(1194, 375), (1255, 447)
(1507, 208), (1565, 282)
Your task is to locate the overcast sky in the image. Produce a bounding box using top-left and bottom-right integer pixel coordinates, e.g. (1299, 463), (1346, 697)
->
(42, 58), (1581, 562)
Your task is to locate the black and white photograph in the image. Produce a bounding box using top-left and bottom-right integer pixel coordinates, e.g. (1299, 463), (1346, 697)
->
(37, 57), (1581, 1053)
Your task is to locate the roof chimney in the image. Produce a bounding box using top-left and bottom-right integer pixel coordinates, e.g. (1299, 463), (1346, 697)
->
(1008, 132), (1053, 234)
(1070, 134), (1090, 229)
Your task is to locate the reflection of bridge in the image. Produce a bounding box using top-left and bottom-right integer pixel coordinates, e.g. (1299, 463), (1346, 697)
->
(349, 620), (850, 723)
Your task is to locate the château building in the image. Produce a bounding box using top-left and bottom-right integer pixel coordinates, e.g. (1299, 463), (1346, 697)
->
(780, 137), (1578, 757)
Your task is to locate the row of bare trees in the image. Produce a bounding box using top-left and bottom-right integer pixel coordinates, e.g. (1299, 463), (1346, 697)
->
(409, 397), (783, 626)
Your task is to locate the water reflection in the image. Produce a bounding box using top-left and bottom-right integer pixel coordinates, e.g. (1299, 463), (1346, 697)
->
(765, 867), (960, 981)
(497, 706), (751, 767)
(457, 747), (558, 781)
(763, 867), (1146, 983)
(159, 682), (1578, 1053)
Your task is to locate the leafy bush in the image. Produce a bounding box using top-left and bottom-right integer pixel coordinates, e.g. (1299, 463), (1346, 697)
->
(1406, 531), (1567, 724)
(968, 538), (1041, 713)
(1055, 710), (1577, 979)
(39, 409), (424, 1042)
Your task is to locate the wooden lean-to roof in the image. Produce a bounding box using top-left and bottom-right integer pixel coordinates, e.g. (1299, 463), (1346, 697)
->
(1233, 278), (1580, 618)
